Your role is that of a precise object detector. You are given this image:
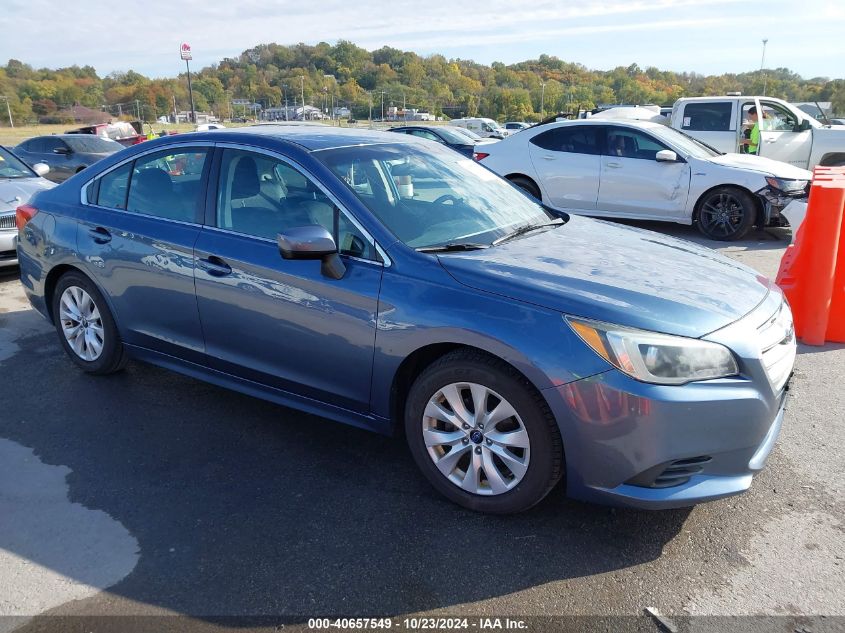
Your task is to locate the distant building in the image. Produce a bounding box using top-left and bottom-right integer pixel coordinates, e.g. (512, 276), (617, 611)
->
(262, 105), (324, 121)
(172, 111), (218, 124)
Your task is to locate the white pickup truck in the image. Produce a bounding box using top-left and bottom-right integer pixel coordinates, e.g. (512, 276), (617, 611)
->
(669, 96), (845, 169)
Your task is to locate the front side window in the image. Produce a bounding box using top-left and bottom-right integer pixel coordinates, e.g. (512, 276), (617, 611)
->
(530, 126), (600, 155)
(760, 101), (799, 132)
(605, 128), (667, 160)
(681, 102), (733, 131)
(65, 136), (123, 154)
(216, 149), (375, 260)
(126, 149), (209, 222)
(317, 142), (556, 250)
(409, 130), (440, 142)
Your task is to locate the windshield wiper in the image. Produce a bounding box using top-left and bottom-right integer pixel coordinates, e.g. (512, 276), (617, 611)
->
(416, 242), (489, 253)
(492, 218), (565, 246)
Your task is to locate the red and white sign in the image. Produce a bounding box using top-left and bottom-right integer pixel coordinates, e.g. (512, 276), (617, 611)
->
(180, 43), (192, 61)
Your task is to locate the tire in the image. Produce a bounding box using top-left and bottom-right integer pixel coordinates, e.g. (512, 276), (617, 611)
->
(509, 176), (542, 201)
(404, 349), (563, 514)
(696, 187), (757, 241)
(52, 271), (127, 375)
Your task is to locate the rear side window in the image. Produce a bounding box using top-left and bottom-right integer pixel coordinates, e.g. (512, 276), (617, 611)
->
(681, 102), (733, 131)
(97, 164), (132, 209)
(530, 126), (600, 154)
(126, 149), (209, 222)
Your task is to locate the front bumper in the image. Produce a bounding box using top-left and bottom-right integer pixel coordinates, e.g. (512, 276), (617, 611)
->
(0, 228), (17, 268)
(544, 290), (793, 509)
(756, 187), (808, 225)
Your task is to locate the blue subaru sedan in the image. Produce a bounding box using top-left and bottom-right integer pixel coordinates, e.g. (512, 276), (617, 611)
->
(16, 126), (795, 513)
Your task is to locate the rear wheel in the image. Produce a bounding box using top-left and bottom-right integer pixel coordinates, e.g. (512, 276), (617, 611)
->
(696, 187), (757, 241)
(405, 350), (563, 514)
(52, 271), (127, 374)
(509, 176), (541, 201)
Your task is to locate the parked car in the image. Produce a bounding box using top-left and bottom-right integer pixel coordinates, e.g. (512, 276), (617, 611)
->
(0, 146), (55, 268)
(18, 126), (794, 513)
(66, 121), (145, 147)
(668, 96), (845, 168)
(196, 123), (226, 132)
(504, 121), (530, 131)
(14, 135), (123, 183)
(449, 117), (510, 139)
(388, 125), (479, 157)
(477, 119), (811, 240)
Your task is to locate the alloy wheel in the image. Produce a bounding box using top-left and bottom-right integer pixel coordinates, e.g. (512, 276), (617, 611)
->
(699, 193), (746, 238)
(422, 382), (530, 495)
(59, 286), (105, 362)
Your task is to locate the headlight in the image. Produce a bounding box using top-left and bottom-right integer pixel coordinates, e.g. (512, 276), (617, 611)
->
(565, 316), (739, 385)
(765, 176), (808, 194)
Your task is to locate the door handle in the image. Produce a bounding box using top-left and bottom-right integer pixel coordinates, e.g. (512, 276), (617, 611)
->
(605, 162), (622, 168)
(540, 154), (556, 161)
(198, 255), (233, 277)
(88, 227), (112, 244)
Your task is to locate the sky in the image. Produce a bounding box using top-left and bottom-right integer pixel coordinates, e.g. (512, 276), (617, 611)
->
(2, 0), (844, 79)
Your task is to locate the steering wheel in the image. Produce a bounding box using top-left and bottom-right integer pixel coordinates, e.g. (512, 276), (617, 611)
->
(433, 194), (461, 205)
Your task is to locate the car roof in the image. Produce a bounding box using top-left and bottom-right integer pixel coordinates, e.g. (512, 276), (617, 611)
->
(192, 123), (426, 151)
(535, 119), (665, 131)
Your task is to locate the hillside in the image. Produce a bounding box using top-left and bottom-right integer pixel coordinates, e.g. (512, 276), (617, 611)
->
(1, 41), (842, 124)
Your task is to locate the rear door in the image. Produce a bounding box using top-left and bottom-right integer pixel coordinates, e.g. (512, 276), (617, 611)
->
(676, 100), (736, 154)
(77, 145), (211, 363)
(597, 125), (690, 220)
(527, 124), (601, 211)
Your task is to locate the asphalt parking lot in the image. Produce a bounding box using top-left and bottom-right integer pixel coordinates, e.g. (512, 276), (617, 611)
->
(0, 221), (843, 633)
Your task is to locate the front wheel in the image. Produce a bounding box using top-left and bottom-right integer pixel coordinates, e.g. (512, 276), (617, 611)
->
(696, 187), (757, 241)
(405, 350), (563, 514)
(509, 176), (541, 201)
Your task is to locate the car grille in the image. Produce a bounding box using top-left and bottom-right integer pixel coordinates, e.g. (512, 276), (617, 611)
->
(0, 214), (15, 230)
(757, 300), (796, 393)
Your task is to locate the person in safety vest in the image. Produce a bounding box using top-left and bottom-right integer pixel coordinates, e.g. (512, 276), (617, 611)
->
(740, 106), (760, 155)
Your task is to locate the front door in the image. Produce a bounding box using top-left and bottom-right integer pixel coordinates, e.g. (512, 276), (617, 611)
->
(756, 100), (813, 168)
(193, 148), (383, 413)
(596, 126), (690, 220)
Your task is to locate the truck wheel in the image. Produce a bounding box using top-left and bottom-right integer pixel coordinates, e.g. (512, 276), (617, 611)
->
(696, 187), (756, 241)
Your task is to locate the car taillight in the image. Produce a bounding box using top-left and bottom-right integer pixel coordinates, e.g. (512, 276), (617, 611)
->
(473, 152), (490, 161)
(16, 204), (38, 231)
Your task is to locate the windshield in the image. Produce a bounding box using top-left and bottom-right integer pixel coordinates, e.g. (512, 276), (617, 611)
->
(65, 136), (123, 154)
(316, 143), (555, 249)
(0, 147), (35, 178)
(648, 125), (720, 159)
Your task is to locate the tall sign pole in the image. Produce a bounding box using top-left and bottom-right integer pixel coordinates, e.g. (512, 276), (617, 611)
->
(181, 43), (196, 124)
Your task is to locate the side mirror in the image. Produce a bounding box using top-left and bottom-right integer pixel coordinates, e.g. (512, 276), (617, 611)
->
(32, 163), (50, 176)
(277, 225), (346, 280)
(656, 149), (678, 162)
(794, 119), (812, 132)
(53, 147), (71, 155)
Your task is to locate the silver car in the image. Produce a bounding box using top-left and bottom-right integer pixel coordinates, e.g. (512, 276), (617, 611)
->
(0, 146), (55, 268)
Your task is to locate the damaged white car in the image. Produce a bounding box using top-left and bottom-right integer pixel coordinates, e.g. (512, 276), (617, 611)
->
(476, 119), (810, 240)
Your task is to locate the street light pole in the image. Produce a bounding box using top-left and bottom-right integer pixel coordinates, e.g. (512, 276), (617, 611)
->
(185, 59), (196, 124)
(760, 38), (769, 96)
(300, 76), (305, 118)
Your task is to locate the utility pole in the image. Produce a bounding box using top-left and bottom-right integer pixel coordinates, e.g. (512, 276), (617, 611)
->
(540, 82), (546, 119)
(380, 90), (386, 122)
(368, 92), (373, 124)
(300, 76), (305, 117)
(760, 38), (769, 96)
(0, 96), (12, 128)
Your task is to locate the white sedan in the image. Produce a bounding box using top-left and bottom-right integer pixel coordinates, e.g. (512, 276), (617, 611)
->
(476, 119), (811, 240)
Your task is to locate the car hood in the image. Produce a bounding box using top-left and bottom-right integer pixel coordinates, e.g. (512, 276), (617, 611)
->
(0, 177), (56, 213)
(437, 216), (771, 338)
(706, 153), (812, 179)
